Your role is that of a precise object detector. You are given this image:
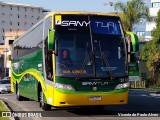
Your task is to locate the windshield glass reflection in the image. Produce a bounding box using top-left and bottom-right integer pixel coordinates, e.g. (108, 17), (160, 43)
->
(56, 33), (94, 77)
(54, 15), (127, 78)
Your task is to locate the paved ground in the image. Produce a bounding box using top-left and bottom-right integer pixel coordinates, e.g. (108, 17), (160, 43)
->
(0, 89), (160, 120)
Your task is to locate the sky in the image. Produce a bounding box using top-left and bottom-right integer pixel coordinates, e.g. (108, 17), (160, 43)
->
(2, 0), (129, 13)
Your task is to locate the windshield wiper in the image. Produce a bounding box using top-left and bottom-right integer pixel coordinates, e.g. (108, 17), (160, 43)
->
(76, 16), (96, 80)
(76, 42), (92, 80)
(98, 40), (115, 79)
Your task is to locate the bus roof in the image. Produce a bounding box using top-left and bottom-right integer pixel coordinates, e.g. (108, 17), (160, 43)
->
(44, 11), (119, 19)
(13, 11), (120, 44)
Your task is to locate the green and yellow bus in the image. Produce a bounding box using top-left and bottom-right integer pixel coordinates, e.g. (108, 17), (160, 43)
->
(11, 12), (131, 110)
(126, 32), (139, 81)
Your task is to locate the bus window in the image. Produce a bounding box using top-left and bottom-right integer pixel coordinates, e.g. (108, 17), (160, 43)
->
(44, 17), (52, 80)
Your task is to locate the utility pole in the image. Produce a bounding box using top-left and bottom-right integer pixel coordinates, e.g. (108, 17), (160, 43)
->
(3, 48), (9, 77)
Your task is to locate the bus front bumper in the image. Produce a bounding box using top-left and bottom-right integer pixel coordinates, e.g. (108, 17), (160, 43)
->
(51, 89), (128, 107)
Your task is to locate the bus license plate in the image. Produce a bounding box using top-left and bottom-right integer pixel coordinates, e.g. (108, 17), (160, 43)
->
(89, 96), (101, 101)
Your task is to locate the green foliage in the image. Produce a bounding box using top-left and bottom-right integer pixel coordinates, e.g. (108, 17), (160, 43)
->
(147, 84), (160, 89)
(114, 0), (150, 31)
(117, 12), (130, 31)
(140, 10), (160, 86)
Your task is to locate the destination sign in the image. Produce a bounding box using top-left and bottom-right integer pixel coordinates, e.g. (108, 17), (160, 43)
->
(62, 70), (87, 74)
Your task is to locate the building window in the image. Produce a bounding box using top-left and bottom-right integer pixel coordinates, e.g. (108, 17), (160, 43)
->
(2, 13), (5, 15)
(18, 6), (20, 11)
(136, 31), (145, 37)
(10, 6), (12, 10)
(2, 21), (5, 23)
(10, 13), (12, 16)
(10, 21), (12, 25)
(37, 16), (40, 20)
(2, 36), (5, 40)
(32, 8), (34, 12)
(10, 29), (12, 32)
(25, 15), (27, 18)
(152, 2), (160, 8)
(18, 14), (20, 18)
(9, 40), (14, 45)
(2, 28), (4, 33)
(24, 7), (27, 11)
(18, 22), (20, 26)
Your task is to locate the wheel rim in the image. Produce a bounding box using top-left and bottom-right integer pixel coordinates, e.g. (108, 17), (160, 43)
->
(40, 92), (44, 107)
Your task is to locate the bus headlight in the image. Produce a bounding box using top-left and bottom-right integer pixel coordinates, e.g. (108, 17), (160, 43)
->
(54, 83), (75, 91)
(115, 82), (130, 90)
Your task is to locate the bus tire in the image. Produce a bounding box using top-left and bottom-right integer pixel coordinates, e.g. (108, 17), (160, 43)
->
(16, 86), (23, 101)
(40, 91), (51, 111)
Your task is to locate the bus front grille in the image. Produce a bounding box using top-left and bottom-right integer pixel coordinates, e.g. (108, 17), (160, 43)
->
(75, 86), (116, 92)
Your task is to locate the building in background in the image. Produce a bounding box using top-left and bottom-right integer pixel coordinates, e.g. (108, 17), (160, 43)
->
(133, 0), (160, 42)
(4, 31), (25, 77)
(132, 0), (160, 82)
(0, 1), (49, 78)
(145, 0), (160, 40)
(0, 1), (49, 44)
(0, 45), (4, 79)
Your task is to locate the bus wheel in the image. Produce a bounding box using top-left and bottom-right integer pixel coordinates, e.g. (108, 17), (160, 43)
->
(40, 91), (51, 111)
(16, 86), (23, 101)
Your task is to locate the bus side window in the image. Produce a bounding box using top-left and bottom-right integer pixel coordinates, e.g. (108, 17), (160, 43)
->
(44, 17), (52, 81)
(47, 49), (53, 80)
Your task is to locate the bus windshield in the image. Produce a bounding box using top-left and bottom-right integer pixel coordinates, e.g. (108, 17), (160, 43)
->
(55, 15), (127, 78)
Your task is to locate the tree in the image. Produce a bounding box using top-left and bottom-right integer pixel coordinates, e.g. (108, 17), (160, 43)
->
(140, 10), (160, 86)
(114, 0), (150, 31)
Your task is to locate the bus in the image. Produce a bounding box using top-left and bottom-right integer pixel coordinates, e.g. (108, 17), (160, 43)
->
(11, 12), (131, 110)
(126, 32), (139, 81)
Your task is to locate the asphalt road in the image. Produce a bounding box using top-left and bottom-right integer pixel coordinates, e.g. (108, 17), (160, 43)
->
(0, 89), (160, 120)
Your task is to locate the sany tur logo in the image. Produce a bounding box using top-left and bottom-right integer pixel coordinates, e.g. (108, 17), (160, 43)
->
(55, 20), (62, 25)
(61, 21), (90, 27)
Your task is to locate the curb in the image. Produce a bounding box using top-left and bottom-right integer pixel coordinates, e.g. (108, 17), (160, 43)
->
(149, 90), (160, 96)
(129, 89), (160, 96)
(0, 100), (15, 120)
(130, 88), (160, 92)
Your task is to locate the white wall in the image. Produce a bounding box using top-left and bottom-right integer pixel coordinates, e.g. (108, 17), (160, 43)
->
(0, 2), (45, 44)
(151, 0), (160, 3)
(149, 8), (160, 16)
(146, 22), (156, 31)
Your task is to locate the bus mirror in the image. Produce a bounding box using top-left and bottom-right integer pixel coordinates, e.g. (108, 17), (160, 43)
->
(48, 29), (55, 51)
(125, 32), (139, 53)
